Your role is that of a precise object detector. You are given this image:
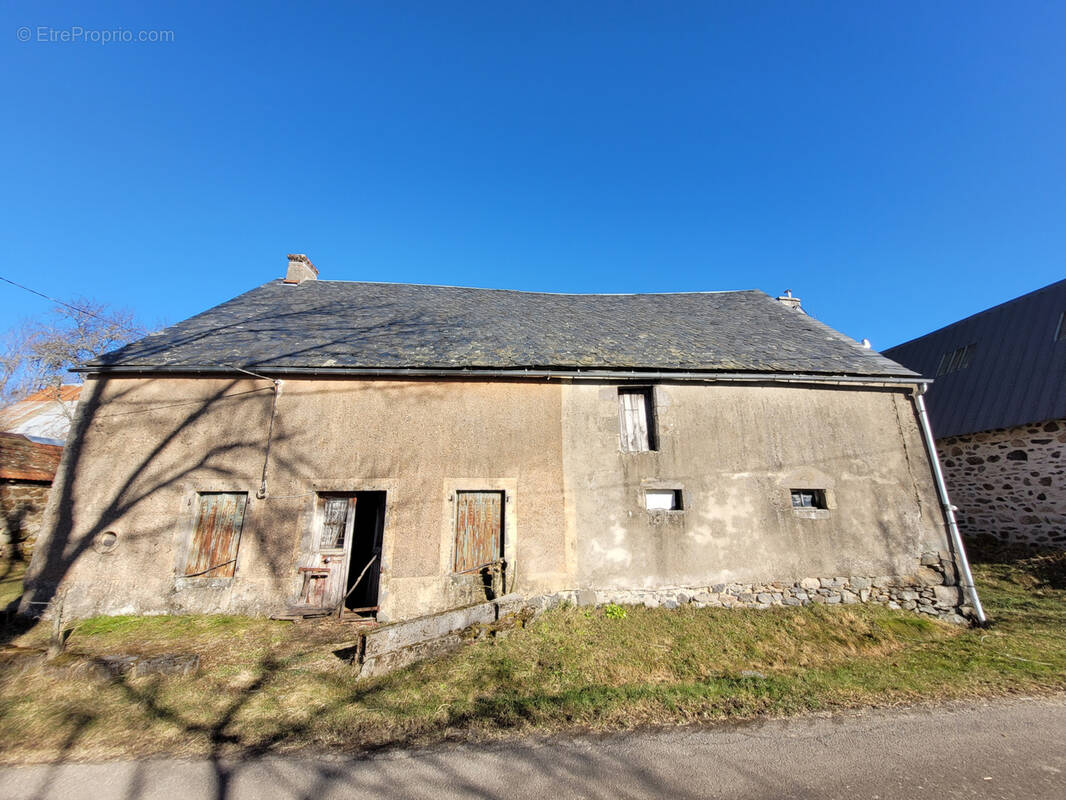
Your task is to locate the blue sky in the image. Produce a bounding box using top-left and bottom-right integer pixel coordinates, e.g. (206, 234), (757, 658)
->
(2, 1), (1063, 350)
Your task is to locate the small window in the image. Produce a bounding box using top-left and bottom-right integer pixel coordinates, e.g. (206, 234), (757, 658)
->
(454, 490), (504, 573)
(936, 344), (975, 375)
(185, 492), (247, 578)
(619, 387), (657, 452)
(318, 494), (356, 550)
(1055, 312), (1066, 342)
(790, 489), (827, 510)
(645, 488), (683, 511)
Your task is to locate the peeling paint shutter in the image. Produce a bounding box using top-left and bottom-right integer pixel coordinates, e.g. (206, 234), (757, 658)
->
(454, 491), (503, 572)
(185, 492), (247, 578)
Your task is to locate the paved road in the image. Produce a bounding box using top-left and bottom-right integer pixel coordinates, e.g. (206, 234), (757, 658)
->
(2, 696), (1064, 799)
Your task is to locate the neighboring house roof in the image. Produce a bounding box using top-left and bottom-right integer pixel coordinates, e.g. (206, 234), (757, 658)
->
(0, 431), (63, 482)
(0, 385), (81, 444)
(85, 281), (916, 379)
(884, 278), (1066, 438)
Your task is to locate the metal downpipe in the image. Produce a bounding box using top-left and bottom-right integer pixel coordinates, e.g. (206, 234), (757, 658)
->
(913, 388), (987, 625)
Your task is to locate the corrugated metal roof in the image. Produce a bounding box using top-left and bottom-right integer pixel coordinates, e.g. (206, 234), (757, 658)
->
(84, 280), (916, 379)
(884, 278), (1066, 437)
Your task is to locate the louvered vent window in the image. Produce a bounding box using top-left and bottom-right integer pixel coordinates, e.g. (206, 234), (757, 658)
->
(935, 343), (976, 376)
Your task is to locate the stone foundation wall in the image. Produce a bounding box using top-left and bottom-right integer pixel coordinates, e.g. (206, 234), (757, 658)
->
(0, 480), (51, 559)
(937, 418), (1066, 548)
(586, 551), (969, 624)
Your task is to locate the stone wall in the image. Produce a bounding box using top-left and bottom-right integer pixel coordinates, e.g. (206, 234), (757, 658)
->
(589, 550), (969, 624)
(937, 418), (1066, 548)
(1, 480), (51, 559)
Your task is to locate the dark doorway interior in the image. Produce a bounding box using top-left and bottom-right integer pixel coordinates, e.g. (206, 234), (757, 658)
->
(345, 491), (385, 614)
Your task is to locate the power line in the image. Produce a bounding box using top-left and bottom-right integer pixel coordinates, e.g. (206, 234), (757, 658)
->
(0, 274), (145, 335)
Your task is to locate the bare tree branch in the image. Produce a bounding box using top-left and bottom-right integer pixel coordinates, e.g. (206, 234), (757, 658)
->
(0, 298), (149, 406)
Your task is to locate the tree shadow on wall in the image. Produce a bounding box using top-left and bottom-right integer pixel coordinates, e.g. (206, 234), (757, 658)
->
(8, 375), (315, 645)
(8, 305), (470, 647)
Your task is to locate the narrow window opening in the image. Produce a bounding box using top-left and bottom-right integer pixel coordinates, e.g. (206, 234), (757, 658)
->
(618, 387), (657, 452)
(1055, 312), (1066, 342)
(645, 488), (683, 511)
(185, 492), (248, 578)
(790, 489), (827, 510)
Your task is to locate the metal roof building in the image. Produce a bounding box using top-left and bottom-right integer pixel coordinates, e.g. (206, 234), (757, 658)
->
(884, 279), (1066, 438)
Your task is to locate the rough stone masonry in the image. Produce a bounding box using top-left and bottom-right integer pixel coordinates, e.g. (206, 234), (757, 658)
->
(938, 418), (1066, 548)
(588, 550), (970, 625)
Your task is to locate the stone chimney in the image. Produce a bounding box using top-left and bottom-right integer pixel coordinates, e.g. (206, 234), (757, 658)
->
(776, 289), (802, 310)
(283, 254), (318, 284)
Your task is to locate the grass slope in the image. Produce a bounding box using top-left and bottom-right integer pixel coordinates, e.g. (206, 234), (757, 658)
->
(0, 545), (1064, 763)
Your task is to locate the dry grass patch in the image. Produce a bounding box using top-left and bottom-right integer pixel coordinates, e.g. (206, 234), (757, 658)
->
(1, 544), (1064, 764)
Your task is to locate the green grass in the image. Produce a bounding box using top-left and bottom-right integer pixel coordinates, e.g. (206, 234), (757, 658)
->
(1, 544), (1064, 764)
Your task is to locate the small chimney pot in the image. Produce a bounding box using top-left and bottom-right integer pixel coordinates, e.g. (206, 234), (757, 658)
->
(776, 289), (802, 310)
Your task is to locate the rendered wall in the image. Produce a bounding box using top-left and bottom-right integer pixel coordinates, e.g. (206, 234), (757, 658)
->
(23, 375), (953, 622)
(562, 382), (950, 590)
(23, 376), (567, 621)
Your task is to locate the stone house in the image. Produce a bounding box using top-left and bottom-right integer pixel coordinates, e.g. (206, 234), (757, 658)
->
(22, 255), (980, 623)
(885, 279), (1066, 548)
(1, 432), (63, 560)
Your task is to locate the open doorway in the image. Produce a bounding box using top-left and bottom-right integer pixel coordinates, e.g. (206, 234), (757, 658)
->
(345, 491), (386, 615)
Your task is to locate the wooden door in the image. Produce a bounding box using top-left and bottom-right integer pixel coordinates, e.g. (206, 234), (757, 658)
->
(298, 495), (356, 608)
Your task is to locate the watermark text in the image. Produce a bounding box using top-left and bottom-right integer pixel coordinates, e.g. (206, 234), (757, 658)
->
(17, 26), (175, 44)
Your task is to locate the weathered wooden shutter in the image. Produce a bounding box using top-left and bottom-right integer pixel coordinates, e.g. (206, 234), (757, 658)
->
(185, 492), (247, 578)
(618, 388), (651, 452)
(454, 491), (503, 572)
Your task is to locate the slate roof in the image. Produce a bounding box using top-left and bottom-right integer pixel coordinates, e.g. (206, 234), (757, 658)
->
(85, 280), (917, 378)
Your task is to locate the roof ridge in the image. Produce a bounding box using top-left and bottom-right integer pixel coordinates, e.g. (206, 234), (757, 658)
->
(294, 279), (761, 297)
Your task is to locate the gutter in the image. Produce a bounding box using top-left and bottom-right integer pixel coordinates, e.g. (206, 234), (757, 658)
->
(911, 386), (987, 625)
(77, 364), (928, 389)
